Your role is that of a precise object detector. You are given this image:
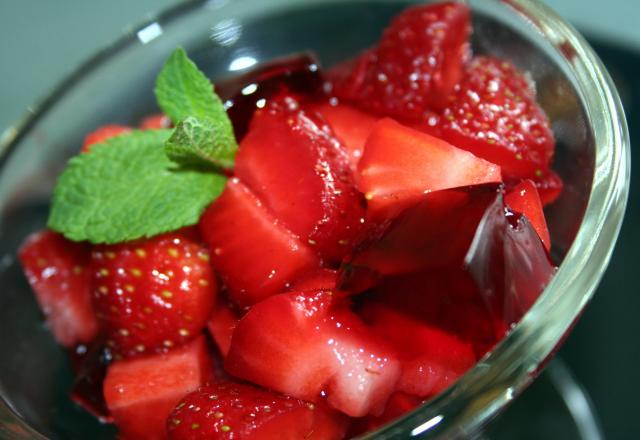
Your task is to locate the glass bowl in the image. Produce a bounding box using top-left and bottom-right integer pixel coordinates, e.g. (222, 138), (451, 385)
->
(0, 0), (629, 438)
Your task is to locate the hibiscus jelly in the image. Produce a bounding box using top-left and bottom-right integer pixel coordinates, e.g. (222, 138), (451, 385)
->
(343, 184), (555, 358)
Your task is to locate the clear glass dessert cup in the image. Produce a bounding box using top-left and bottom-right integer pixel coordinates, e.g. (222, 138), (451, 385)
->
(0, 0), (630, 438)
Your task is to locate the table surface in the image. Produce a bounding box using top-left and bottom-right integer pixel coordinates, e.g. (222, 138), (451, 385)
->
(0, 1), (638, 439)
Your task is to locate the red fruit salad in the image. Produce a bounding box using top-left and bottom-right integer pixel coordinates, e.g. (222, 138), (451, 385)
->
(19, 2), (562, 439)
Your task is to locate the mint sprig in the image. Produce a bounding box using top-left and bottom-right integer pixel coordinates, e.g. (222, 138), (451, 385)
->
(155, 47), (230, 125)
(48, 48), (238, 244)
(48, 130), (225, 244)
(166, 116), (236, 170)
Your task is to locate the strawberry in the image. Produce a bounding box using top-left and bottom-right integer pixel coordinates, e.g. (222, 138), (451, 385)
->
(91, 229), (216, 359)
(307, 102), (379, 172)
(234, 95), (366, 263)
(18, 230), (98, 347)
(206, 302), (240, 357)
(441, 56), (556, 180)
(104, 336), (213, 440)
(360, 302), (476, 398)
(167, 382), (347, 440)
(348, 392), (422, 436)
(288, 268), (339, 292)
(357, 118), (501, 220)
(81, 124), (131, 152)
(330, 2), (471, 118)
(139, 114), (172, 130)
(505, 179), (551, 250)
(199, 178), (321, 307)
(225, 290), (401, 417)
(527, 168), (564, 205)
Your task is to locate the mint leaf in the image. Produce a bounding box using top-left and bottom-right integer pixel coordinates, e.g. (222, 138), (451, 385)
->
(48, 130), (225, 244)
(165, 116), (236, 170)
(155, 47), (228, 124)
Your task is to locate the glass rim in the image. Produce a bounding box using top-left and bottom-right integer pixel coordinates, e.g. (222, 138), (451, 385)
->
(0, 0), (631, 439)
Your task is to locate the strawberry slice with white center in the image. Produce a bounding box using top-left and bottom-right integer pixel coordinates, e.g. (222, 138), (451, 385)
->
(199, 178), (321, 307)
(104, 336), (214, 440)
(18, 230), (98, 347)
(225, 290), (401, 417)
(505, 179), (551, 250)
(91, 229), (216, 359)
(235, 95), (366, 263)
(167, 382), (348, 440)
(357, 118), (501, 220)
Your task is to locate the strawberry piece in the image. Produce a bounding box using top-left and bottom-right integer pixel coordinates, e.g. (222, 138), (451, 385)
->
(348, 392), (422, 436)
(104, 336), (213, 440)
(167, 382), (347, 440)
(139, 114), (172, 130)
(441, 56), (555, 179)
(360, 303), (475, 398)
(199, 179), (321, 307)
(528, 168), (564, 205)
(226, 291), (401, 417)
(308, 102), (379, 172)
(288, 268), (338, 292)
(357, 119), (501, 220)
(206, 302), (239, 357)
(505, 179), (551, 250)
(18, 230), (98, 347)
(81, 124), (131, 152)
(91, 230), (216, 358)
(331, 2), (471, 118)
(235, 96), (366, 263)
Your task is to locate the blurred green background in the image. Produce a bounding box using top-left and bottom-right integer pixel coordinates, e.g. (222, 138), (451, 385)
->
(0, 1), (637, 439)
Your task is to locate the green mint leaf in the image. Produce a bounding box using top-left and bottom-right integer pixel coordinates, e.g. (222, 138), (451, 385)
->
(155, 47), (228, 124)
(165, 116), (236, 170)
(48, 130), (225, 244)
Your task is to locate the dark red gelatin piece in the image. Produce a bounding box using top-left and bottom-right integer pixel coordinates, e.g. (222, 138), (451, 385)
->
(69, 342), (113, 423)
(343, 185), (555, 356)
(215, 53), (324, 140)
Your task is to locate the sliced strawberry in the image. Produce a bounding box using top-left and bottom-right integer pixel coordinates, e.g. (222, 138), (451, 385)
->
(235, 96), (366, 263)
(225, 291), (401, 417)
(167, 382), (347, 440)
(199, 179), (321, 307)
(308, 102), (379, 172)
(103, 336), (213, 440)
(505, 179), (551, 250)
(348, 392), (422, 436)
(331, 2), (471, 118)
(528, 168), (564, 205)
(139, 114), (172, 130)
(91, 229), (216, 359)
(206, 302), (239, 357)
(81, 124), (131, 152)
(288, 268), (338, 292)
(357, 119), (501, 220)
(360, 302), (475, 398)
(441, 56), (555, 180)
(18, 230), (98, 347)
